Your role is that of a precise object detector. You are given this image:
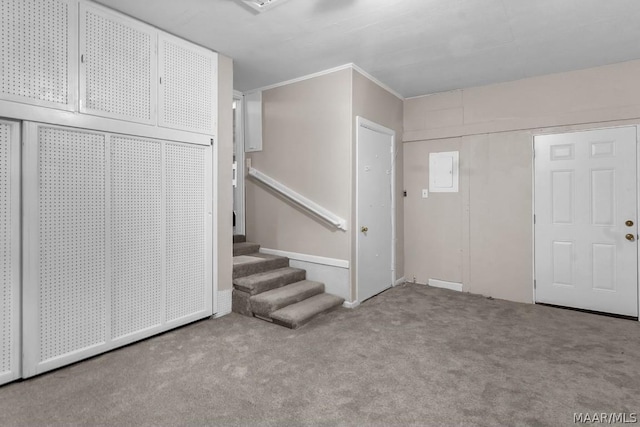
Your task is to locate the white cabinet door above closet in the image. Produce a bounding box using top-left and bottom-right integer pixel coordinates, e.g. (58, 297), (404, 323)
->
(0, 0), (76, 110)
(79, 3), (156, 125)
(159, 34), (217, 135)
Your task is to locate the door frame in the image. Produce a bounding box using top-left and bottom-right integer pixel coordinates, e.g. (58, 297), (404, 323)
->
(532, 124), (640, 320)
(233, 90), (246, 235)
(355, 116), (396, 303)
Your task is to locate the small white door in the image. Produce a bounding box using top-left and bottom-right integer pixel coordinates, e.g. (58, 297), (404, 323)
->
(534, 126), (638, 317)
(357, 117), (394, 302)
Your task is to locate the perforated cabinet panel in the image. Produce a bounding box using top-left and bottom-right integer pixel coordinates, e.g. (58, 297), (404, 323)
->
(160, 36), (215, 134)
(0, 0), (71, 106)
(38, 127), (106, 362)
(110, 136), (162, 338)
(0, 124), (10, 377)
(0, 122), (18, 385)
(81, 5), (154, 123)
(166, 143), (207, 321)
(23, 123), (212, 378)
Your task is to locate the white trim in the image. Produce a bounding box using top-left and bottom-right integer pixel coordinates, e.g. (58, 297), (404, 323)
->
(0, 100), (212, 146)
(342, 300), (360, 309)
(637, 125), (640, 321)
(259, 248), (349, 269)
(351, 64), (404, 101)
(404, 89), (456, 101)
(249, 64), (354, 93)
(394, 277), (406, 287)
(428, 279), (463, 292)
(248, 63), (404, 100)
(532, 136), (537, 305)
(248, 167), (348, 231)
(233, 92), (246, 235)
(355, 117), (396, 303)
(259, 248), (350, 300)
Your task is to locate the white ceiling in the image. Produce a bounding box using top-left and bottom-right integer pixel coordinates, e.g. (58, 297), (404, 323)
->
(96, 0), (640, 98)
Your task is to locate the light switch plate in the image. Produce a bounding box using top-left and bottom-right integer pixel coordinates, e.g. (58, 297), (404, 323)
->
(422, 189), (429, 198)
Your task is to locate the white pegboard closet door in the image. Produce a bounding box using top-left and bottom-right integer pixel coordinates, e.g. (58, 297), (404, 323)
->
(0, 0), (76, 110)
(79, 3), (156, 125)
(159, 33), (217, 135)
(22, 123), (213, 378)
(0, 120), (20, 386)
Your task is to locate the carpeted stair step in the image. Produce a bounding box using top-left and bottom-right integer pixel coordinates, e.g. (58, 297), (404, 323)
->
(233, 234), (246, 244)
(233, 253), (289, 279)
(233, 242), (260, 256)
(250, 280), (325, 318)
(270, 293), (345, 329)
(233, 266), (306, 295)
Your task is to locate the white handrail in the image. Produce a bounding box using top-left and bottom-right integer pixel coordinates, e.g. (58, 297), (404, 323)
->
(248, 167), (348, 231)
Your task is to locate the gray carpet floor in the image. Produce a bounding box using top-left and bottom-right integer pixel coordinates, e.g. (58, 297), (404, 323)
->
(1, 283), (639, 426)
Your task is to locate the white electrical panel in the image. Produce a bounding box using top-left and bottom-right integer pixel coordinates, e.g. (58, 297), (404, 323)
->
(429, 151), (459, 193)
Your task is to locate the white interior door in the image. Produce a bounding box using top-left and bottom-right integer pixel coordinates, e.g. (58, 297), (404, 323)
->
(357, 117), (394, 302)
(534, 126), (638, 317)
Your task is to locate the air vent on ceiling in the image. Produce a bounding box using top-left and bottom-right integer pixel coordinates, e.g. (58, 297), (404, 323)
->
(240, 0), (291, 13)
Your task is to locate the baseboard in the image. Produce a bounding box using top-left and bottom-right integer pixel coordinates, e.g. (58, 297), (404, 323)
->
(343, 300), (360, 309)
(394, 277), (406, 286)
(213, 289), (232, 318)
(260, 248), (350, 300)
(259, 248), (349, 268)
(428, 279), (463, 292)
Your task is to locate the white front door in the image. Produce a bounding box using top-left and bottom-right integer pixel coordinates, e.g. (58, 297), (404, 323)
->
(534, 126), (638, 317)
(357, 117), (394, 302)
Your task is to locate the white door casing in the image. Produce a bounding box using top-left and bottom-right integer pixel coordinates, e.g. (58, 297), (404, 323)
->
(356, 117), (395, 303)
(534, 126), (638, 317)
(233, 92), (245, 235)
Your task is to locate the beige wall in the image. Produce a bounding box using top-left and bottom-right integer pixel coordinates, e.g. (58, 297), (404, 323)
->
(245, 69), (352, 260)
(216, 54), (234, 292)
(404, 59), (640, 303)
(244, 68), (404, 302)
(405, 59), (640, 142)
(351, 70), (405, 297)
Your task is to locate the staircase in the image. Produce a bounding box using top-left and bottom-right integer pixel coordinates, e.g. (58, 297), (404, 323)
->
(232, 235), (344, 329)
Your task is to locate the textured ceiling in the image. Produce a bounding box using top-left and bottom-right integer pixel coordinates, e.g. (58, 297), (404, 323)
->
(96, 0), (640, 98)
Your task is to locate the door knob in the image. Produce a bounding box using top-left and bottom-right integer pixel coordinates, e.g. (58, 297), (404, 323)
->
(361, 226), (368, 233)
(625, 233), (635, 241)
(626, 220), (634, 227)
